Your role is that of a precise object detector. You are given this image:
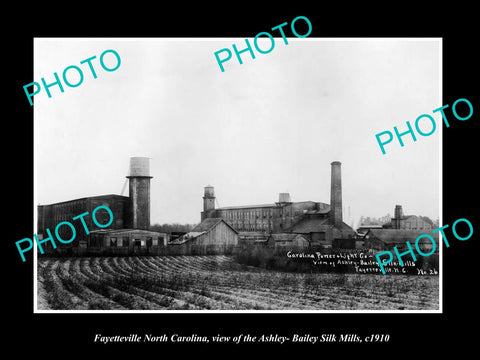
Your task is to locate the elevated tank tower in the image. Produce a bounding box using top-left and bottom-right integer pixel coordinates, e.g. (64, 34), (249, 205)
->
(127, 157), (152, 230)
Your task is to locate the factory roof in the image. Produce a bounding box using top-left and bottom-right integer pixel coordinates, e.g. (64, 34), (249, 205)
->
(268, 233), (308, 242)
(89, 229), (167, 235)
(216, 201), (328, 211)
(383, 215), (433, 229)
(38, 194), (129, 207)
(191, 218), (238, 233)
(357, 224), (384, 229)
(217, 203), (277, 210)
(284, 217), (331, 233)
(285, 216), (354, 234)
(366, 229), (439, 244)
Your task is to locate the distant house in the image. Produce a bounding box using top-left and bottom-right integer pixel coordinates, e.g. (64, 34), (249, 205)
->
(267, 233), (310, 250)
(365, 229), (439, 253)
(168, 218), (239, 255)
(383, 205), (433, 231)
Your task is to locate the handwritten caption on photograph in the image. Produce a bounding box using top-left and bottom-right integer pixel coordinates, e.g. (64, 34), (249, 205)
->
(23, 49), (121, 106)
(286, 250), (435, 275)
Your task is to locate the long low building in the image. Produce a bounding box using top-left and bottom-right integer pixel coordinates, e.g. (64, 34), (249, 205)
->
(89, 229), (169, 247)
(365, 229), (439, 252)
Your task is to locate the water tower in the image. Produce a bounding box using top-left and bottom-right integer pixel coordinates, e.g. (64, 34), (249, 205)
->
(127, 157), (152, 230)
(201, 185), (216, 221)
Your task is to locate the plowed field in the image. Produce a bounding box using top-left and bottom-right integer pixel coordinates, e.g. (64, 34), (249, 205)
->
(37, 256), (439, 310)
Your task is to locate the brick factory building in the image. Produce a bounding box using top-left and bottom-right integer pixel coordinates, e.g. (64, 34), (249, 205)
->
(37, 194), (131, 250)
(37, 157), (160, 254)
(201, 161), (355, 248)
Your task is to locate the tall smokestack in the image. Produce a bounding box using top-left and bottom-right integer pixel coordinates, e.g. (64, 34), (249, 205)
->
(394, 205), (404, 229)
(330, 161), (342, 228)
(394, 205), (404, 219)
(127, 157), (152, 230)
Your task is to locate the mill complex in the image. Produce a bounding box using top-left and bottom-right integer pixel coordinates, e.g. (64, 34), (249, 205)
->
(37, 158), (365, 255)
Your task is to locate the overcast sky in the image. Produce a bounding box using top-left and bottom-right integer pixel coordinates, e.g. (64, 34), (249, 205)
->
(34, 38), (441, 227)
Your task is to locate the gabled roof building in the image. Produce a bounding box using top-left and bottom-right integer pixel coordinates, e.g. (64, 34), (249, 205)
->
(168, 218), (239, 255)
(170, 218), (239, 246)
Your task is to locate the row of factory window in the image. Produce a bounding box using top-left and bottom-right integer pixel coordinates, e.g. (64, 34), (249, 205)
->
(223, 209), (273, 220)
(53, 213), (72, 224)
(223, 209), (299, 220)
(231, 221), (272, 232)
(52, 202), (86, 223)
(90, 236), (165, 247)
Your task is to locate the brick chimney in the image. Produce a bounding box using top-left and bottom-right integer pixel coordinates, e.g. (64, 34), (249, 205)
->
(394, 205), (404, 229)
(330, 161), (342, 228)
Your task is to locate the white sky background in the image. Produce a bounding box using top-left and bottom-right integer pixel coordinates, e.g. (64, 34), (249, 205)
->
(34, 38), (441, 227)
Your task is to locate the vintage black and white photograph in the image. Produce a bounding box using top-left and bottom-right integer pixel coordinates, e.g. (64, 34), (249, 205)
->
(34, 38), (441, 312)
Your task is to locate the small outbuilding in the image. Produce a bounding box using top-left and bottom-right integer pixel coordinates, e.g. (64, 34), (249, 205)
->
(168, 218), (239, 255)
(267, 233), (310, 250)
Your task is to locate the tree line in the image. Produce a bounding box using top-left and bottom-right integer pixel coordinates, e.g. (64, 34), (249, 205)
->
(149, 223), (197, 234)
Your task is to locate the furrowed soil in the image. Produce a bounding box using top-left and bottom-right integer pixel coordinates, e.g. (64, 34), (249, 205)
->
(37, 255), (439, 310)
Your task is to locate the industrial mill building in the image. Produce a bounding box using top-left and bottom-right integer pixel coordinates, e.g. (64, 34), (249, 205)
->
(37, 157), (166, 255)
(199, 161), (355, 248)
(38, 158), (356, 255)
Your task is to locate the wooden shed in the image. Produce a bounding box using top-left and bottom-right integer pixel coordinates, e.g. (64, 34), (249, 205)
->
(168, 218), (239, 255)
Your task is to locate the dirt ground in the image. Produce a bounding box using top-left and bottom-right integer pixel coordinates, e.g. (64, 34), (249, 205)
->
(37, 255), (439, 311)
